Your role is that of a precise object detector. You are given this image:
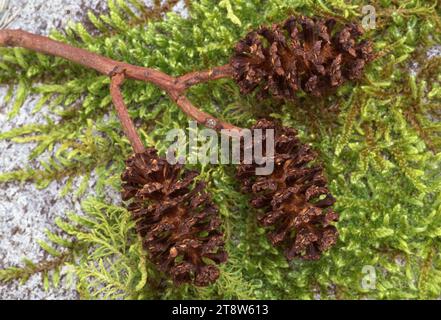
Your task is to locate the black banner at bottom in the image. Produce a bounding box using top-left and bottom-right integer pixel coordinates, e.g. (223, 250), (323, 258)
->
(0, 299), (430, 319)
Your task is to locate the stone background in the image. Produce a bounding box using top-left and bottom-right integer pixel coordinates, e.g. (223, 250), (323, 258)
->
(0, 0), (185, 300)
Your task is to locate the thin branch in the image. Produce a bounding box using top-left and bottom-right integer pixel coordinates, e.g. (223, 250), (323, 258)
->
(0, 30), (175, 88)
(110, 71), (145, 154)
(173, 94), (239, 131)
(0, 29), (242, 137)
(176, 64), (234, 90)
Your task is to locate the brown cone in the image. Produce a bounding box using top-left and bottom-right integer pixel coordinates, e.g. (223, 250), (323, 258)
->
(121, 148), (227, 286)
(231, 16), (374, 99)
(237, 119), (339, 261)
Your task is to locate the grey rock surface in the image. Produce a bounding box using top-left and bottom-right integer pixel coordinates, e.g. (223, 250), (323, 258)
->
(0, 0), (185, 300)
(0, 0), (109, 301)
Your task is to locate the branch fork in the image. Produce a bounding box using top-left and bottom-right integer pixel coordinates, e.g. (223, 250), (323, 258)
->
(0, 29), (240, 153)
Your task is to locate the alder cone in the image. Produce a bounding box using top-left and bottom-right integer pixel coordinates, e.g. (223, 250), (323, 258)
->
(237, 119), (339, 260)
(121, 148), (227, 286)
(231, 16), (374, 99)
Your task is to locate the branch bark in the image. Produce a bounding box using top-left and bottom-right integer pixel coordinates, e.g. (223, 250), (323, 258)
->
(110, 72), (145, 154)
(176, 64), (234, 90)
(0, 29), (175, 89)
(0, 29), (242, 148)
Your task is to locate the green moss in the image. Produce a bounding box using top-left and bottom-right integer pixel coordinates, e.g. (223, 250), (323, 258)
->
(1, 0), (441, 299)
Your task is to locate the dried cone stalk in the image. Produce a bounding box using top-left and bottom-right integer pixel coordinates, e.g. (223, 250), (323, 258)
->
(237, 119), (339, 260)
(121, 148), (227, 286)
(231, 16), (374, 98)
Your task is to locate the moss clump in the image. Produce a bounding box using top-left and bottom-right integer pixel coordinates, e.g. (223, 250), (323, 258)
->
(1, 0), (441, 299)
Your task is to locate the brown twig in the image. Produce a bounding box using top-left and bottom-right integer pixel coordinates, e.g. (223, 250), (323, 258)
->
(176, 64), (234, 89)
(110, 71), (146, 153)
(0, 30), (175, 87)
(168, 92), (239, 131)
(0, 29), (241, 152)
